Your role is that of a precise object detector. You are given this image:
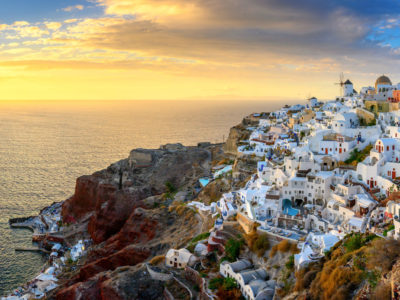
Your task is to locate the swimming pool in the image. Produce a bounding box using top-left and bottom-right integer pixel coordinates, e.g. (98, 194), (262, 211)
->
(283, 199), (299, 216)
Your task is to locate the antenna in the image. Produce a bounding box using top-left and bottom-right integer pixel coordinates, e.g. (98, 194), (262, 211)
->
(334, 72), (344, 97)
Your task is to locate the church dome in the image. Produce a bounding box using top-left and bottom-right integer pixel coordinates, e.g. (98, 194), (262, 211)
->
(375, 75), (392, 89)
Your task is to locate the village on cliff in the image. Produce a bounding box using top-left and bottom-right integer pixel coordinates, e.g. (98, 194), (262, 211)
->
(172, 75), (400, 299)
(4, 75), (400, 300)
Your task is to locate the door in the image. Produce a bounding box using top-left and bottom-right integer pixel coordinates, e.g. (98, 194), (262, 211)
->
(339, 148), (342, 154)
(174, 262), (177, 268)
(325, 148), (328, 154)
(393, 169), (396, 180)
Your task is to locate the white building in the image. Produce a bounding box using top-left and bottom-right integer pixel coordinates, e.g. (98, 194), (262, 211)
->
(165, 248), (198, 269)
(220, 260), (274, 300)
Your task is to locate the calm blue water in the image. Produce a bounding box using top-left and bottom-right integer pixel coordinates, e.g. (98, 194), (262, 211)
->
(0, 99), (301, 295)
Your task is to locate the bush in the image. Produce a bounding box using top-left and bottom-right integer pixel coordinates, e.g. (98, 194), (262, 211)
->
(269, 245), (278, 258)
(209, 277), (237, 291)
(165, 181), (177, 193)
(383, 224), (395, 236)
(225, 239), (242, 262)
(222, 277), (238, 290)
(191, 232), (210, 243)
(290, 242), (300, 254)
(209, 277), (224, 290)
(364, 270), (380, 288)
(277, 240), (291, 252)
(285, 255), (295, 270)
(252, 233), (270, 257)
(344, 234), (363, 252)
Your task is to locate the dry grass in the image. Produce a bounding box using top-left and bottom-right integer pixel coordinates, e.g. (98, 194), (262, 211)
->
(269, 240), (298, 258)
(149, 255), (165, 266)
(367, 238), (400, 272)
(371, 281), (391, 300)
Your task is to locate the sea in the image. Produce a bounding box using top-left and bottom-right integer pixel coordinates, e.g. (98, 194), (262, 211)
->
(0, 99), (302, 295)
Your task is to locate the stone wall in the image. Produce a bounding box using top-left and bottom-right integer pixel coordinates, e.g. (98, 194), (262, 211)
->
(184, 267), (214, 300)
(146, 264), (173, 282)
(237, 212), (256, 234)
(356, 108), (375, 123)
(128, 150), (153, 167)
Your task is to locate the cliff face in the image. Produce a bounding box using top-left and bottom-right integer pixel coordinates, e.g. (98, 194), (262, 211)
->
(61, 143), (211, 244)
(223, 125), (250, 155)
(56, 265), (164, 300)
(223, 115), (259, 156)
(56, 144), (212, 299)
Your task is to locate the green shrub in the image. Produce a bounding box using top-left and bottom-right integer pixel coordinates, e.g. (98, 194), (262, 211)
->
(286, 255), (295, 270)
(344, 234), (363, 252)
(191, 232), (210, 243)
(209, 277), (238, 291)
(222, 277), (238, 290)
(209, 277), (224, 290)
(364, 270), (380, 288)
(165, 181), (177, 193)
(225, 239), (242, 262)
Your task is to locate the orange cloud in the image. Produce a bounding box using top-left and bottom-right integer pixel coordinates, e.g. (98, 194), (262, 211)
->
(63, 5), (84, 12)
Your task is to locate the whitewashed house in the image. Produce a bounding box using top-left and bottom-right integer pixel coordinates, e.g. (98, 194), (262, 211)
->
(165, 248), (197, 269)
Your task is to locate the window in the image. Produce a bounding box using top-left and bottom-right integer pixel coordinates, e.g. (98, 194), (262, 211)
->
(387, 146), (390, 151)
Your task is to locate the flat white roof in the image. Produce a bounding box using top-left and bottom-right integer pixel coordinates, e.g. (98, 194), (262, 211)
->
(349, 216), (363, 228)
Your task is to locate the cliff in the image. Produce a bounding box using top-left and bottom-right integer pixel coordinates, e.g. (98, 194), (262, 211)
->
(62, 143), (211, 243)
(54, 143), (214, 299)
(223, 114), (261, 156)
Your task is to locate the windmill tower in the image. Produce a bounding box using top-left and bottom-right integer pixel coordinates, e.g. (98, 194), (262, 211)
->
(334, 72), (345, 97)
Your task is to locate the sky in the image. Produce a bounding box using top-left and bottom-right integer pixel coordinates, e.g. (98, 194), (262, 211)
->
(1, 0), (400, 101)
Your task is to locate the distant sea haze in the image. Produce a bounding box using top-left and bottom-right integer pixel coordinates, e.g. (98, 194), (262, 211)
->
(0, 99), (303, 295)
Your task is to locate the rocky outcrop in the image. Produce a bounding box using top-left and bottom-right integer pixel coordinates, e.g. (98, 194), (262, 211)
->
(75, 245), (151, 283)
(61, 175), (103, 222)
(56, 266), (165, 300)
(223, 124), (251, 155)
(56, 204), (200, 299)
(87, 188), (147, 243)
(61, 143), (212, 244)
(56, 144), (213, 299)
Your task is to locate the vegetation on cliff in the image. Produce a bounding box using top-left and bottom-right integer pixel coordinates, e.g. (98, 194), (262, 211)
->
(285, 233), (400, 300)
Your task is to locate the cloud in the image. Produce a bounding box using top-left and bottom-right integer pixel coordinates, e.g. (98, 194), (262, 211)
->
(63, 5), (84, 12)
(45, 22), (62, 30)
(3, 0), (400, 100)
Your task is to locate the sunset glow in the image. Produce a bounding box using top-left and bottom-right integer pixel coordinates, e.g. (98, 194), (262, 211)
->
(1, 0), (400, 100)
